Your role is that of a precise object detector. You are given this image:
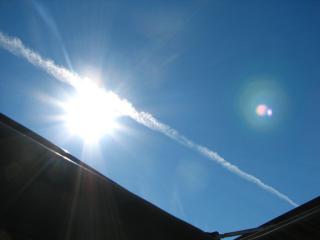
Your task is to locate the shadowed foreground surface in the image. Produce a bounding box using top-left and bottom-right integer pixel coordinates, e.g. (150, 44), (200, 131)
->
(0, 113), (319, 240)
(235, 196), (320, 240)
(0, 113), (211, 240)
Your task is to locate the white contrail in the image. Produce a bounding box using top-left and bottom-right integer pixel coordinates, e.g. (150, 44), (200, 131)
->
(0, 32), (80, 87)
(0, 31), (298, 207)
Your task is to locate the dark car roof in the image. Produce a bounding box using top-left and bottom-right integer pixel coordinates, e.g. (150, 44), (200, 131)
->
(0, 113), (211, 240)
(0, 113), (319, 240)
(235, 196), (320, 240)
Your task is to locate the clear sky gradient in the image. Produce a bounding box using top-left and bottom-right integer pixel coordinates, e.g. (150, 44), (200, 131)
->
(0, 0), (319, 234)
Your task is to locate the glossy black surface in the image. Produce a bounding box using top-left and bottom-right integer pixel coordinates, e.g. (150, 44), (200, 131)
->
(236, 196), (320, 240)
(1, 113), (319, 240)
(0, 113), (210, 240)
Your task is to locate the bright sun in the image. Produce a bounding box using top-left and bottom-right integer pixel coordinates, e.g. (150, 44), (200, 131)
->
(62, 81), (121, 143)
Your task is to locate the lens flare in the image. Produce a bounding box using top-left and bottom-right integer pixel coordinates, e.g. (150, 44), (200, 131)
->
(256, 104), (267, 116)
(256, 104), (272, 117)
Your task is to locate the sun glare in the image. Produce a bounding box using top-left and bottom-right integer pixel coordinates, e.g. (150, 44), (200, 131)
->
(62, 81), (121, 143)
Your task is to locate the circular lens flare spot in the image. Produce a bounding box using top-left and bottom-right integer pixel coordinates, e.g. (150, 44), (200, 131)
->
(256, 104), (272, 117)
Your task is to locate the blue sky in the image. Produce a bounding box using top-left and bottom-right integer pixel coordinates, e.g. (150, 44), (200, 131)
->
(1, 0), (320, 234)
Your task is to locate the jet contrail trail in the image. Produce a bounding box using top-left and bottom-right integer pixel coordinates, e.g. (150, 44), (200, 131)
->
(0, 31), (298, 207)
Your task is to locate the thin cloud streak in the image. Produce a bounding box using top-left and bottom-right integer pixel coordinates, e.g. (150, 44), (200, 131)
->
(0, 32), (80, 87)
(31, 0), (74, 71)
(0, 31), (298, 207)
(131, 112), (298, 207)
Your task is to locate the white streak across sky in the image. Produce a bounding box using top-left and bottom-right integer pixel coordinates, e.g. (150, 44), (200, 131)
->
(0, 31), (298, 207)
